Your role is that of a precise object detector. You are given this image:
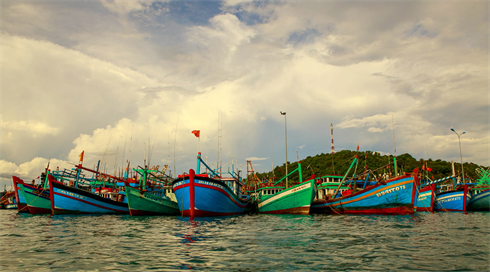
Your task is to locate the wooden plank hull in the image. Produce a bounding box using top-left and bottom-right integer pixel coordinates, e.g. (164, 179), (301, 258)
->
(415, 184), (436, 212)
(258, 180), (315, 215)
(434, 186), (471, 212)
(172, 173), (249, 217)
(311, 173), (417, 215)
(50, 177), (128, 214)
(126, 186), (180, 216)
(467, 189), (490, 211)
(12, 177), (29, 213)
(19, 182), (51, 214)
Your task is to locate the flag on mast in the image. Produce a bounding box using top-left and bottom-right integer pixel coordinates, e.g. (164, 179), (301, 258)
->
(79, 151), (84, 162)
(191, 130), (200, 138)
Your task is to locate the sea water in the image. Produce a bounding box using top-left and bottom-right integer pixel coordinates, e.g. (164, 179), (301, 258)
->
(1, 210), (489, 271)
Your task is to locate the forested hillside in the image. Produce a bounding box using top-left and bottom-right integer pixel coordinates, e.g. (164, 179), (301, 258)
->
(252, 150), (486, 185)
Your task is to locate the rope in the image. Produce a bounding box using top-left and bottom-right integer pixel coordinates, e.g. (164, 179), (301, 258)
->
(22, 186), (48, 212)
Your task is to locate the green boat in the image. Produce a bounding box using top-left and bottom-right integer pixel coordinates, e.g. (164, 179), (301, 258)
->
(126, 166), (180, 216)
(256, 161), (316, 214)
(19, 172), (52, 214)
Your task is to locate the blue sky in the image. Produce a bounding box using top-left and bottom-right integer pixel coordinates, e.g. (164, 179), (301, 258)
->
(1, 0), (488, 189)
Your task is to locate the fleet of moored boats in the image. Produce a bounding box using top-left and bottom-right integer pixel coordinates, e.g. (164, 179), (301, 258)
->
(1, 150), (489, 216)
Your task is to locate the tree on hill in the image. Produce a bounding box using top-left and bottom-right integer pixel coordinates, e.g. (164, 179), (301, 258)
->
(254, 150), (485, 185)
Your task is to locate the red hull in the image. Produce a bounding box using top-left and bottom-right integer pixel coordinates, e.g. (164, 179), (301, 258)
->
(181, 209), (244, 217)
(17, 203), (30, 213)
(129, 209), (168, 216)
(28, 206), (51, 214)
(327, 206), (413, 215)
(261, 206), (310, 215)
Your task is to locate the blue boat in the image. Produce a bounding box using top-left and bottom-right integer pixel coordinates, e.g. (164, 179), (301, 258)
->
(415, 175), (456, 213)
(311, 156), (419, 215)
(415, 184), (436, 212)
(49, 166), (129, 215)
(172, 153), (250, 217)
(434, 185), (471, 212)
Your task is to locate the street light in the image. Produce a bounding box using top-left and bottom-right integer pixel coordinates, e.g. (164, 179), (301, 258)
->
(280, 111), (288, 188)
(450, 128), (466, 184)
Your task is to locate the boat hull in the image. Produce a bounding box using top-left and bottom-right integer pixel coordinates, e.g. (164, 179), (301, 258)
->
(126, 186), (180, 216)
(12, 177), (29, 213)
(5, 203), (17, 209)
(467, 189), (490, 211)
(50, 177), (128, 214)
(258, 180), (315, 214)
(19, 183), (52, 214)
(172, 171), (249, 217)
(415, 184), (436, 212)
(311, 173), (417, 215)
(434, 186), (471, 212)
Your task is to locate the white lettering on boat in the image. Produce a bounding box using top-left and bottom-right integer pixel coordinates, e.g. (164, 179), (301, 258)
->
(376, 185), (406, 197)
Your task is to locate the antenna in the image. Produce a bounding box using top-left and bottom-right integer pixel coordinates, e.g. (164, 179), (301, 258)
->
(392, 114), (397, 176)
(330, 123), (335, 154)
(174, 110), (181, 177)
(114, 136), (120, 176)
(218, 111), (222, 178)
(121, 134), (127, 173)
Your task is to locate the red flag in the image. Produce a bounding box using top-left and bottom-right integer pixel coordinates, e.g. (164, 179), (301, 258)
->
(79, 151), (84, 162)
(427, 167), (432, 172)
(191, 130), (200, 137)
(422, 165), (425, 171)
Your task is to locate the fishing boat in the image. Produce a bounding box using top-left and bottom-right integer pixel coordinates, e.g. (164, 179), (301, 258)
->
(15, 175), (52, 214)
(253, 160), (316, 214)
(49, 164), (129, 215)
(172, 152), (250, 217)
(434, 184), (471, 212)
(415, 184), (436, 212)
(0, 191), (17, 209)
(467, 167), (490, 211)
(415, 175), (456, 212)
(310, 153), (419, 215)
(12, 176), (29, 213)
(125, 165), (180, 216)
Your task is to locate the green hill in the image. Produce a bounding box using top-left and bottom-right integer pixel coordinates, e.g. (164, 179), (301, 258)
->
(252, 150), (486, 186)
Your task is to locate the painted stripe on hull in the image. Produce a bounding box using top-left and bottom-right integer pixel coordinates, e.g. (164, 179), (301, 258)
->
(467, 190), (490, 211)
(434, 191), (470, 212)
(334, 206), (413, 215)
(126, 186), (179, 216)
(260, 205), (310, 215)
(5, 204), (17, 209)
(173, 177), (248, 217)
(258, 181), (315, 214)
(415, 185), (435, 212)
(311, 175), (415, 215)
(53, 191), (128, 214)
(19, 183), (51, 213)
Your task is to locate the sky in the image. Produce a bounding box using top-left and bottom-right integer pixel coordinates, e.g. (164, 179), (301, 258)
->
(1, 0), (489, 189)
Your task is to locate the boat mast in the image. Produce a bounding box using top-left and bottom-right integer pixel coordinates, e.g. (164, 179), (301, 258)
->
(392, 114), (398, 177)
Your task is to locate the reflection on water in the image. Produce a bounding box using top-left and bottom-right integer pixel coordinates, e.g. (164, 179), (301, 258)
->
(1, 210), (489, 270)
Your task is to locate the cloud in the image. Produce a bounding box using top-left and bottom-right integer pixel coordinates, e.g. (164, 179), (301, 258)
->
(1, 120), (60, 137)
(0, 157), (72, 182)
(0, 1), (488, 189)
(245, 157), (268, 161)
(100, 0), (151, 15)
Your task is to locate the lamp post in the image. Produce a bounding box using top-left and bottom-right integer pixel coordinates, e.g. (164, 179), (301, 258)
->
(280, 111), (288, 188)
(450, 128), (466, 184)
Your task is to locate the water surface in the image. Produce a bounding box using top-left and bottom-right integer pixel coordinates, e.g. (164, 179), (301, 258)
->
(1, 211), (489, 271)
